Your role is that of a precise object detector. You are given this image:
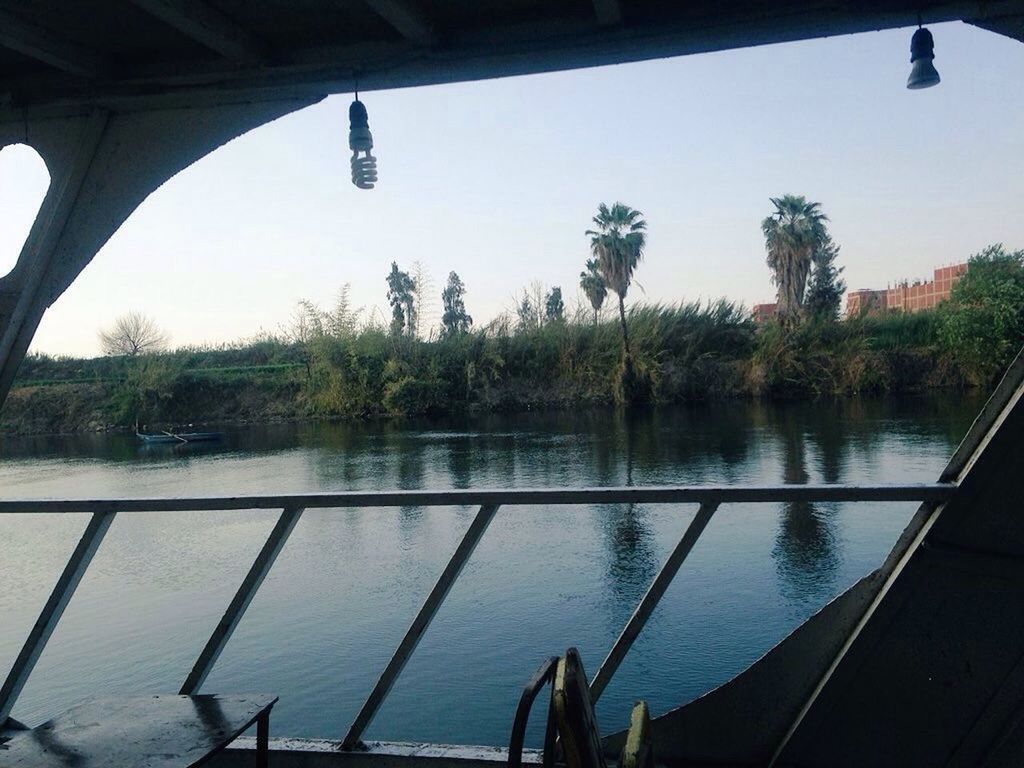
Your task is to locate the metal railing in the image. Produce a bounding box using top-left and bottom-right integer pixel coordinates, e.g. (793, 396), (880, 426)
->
(0, 483), (956, 744)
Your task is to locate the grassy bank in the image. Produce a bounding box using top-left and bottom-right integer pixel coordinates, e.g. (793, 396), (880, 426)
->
(1, 300), (998, 436)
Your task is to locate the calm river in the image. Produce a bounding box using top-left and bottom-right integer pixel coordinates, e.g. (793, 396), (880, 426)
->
(0, 395), (982, 745)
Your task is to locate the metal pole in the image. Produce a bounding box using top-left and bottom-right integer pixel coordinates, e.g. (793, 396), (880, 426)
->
(342, 503), (500, 747)
(0, 510), (116, 724)
(180, 506), (304, 694)
(589, 502), (719, 702)
(0, 483), (954, 515)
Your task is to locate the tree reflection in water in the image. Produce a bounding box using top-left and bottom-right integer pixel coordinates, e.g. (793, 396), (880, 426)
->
(772, 407), (841, 610)
(394, 428), (427, 538)
(599, 410), (657, 617)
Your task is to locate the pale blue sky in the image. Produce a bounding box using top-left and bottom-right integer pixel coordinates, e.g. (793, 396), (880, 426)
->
(1, 21), (1023, 356)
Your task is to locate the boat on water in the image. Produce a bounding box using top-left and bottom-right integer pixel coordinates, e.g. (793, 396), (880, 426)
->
(136, 430), (224, 444)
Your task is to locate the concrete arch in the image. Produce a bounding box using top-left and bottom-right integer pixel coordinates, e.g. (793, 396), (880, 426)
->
(0, 96), (323, 404)
(0, 143), (50, 280)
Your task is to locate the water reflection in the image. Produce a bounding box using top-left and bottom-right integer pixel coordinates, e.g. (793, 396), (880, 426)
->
(0, 394), (986, 743)
(601, 503), (657, 608)
(446, 434), (473, 489)
(599, 411), (657, 611)
(771, 407), (841, 610)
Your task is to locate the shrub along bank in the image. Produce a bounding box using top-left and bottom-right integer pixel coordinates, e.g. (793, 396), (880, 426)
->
(1, 288), (1018, 436)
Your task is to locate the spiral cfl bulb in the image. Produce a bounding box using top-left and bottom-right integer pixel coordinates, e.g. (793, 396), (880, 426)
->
(349, 98), (377, 189)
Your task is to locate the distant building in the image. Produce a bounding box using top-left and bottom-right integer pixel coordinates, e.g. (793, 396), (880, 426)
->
(845, 289), (887, 317)
(752, 302), (777, 323)
(845, 263), (967, 317)
(755, 262), (967, 322)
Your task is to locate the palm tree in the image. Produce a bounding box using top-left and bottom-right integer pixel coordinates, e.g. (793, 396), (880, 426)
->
(586, 202), (647, 357)
(579, 258), (607, 325)
(762, 195), (828, 326)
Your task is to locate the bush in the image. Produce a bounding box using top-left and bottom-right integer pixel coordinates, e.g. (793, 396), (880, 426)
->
(938, 244), (1024, 385)
(750, 319), (895, 397)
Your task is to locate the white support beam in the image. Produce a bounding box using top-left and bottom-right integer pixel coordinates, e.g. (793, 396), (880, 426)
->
(0, 9), (107, 78)
(362, 0), (435, 45)
(0, 97), (319, 407)
(0, 109), (111, 403)
(592, 0), (623, 26)
(128, 0), (267, 62)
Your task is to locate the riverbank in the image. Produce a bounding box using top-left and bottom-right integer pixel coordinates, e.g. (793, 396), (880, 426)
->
(1, 302), (992, 436)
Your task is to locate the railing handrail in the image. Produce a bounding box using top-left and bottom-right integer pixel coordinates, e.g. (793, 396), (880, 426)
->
(0, 482), (956, 513)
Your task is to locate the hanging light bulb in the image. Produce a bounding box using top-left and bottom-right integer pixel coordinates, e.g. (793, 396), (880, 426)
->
(907, 26), (940, 90)
(349, 97), (378, 189)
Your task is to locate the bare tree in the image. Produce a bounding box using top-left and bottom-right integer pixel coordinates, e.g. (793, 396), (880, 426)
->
(99, 311), (169, 356)
(514, 281), (547, 332)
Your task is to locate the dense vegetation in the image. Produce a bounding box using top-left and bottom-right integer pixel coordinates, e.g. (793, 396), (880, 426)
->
(3, 278), (1019, 436)
(3, 185), (1021, 437)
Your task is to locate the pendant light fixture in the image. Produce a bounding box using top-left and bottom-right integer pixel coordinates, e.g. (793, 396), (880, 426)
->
(349, 92), (378, 189)
(907, 23), (940, 90)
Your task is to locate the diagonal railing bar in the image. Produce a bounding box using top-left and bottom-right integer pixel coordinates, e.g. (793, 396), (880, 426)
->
(589, 501), (720, 703)
(0, 510), (116, 725)
(180, 506), (305, 695)
(342, 503), (501, 748)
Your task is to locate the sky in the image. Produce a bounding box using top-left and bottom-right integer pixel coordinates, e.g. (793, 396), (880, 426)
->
(1, 21), (1023, 357)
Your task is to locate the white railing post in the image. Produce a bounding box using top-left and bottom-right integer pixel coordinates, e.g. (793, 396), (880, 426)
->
(342, 503), (500, 748)
(0, 510), (115, 724)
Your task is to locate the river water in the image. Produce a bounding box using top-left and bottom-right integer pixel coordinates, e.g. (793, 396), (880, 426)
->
(0, 395), (982, 745)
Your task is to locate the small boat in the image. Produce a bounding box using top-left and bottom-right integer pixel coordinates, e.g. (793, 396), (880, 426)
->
(136, 430), (223, 444)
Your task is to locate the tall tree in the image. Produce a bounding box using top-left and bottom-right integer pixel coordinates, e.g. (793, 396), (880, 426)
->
(386, 262), (416, 338)
(544, 286), (565, 323)
(762, 195), (828, 326)
(99, 311), (169, 356)
(515, 282), (545, 332)
(516, 295), (535, 332)
(804, 233), (846, 321)
(328, 283), (363, 337)
(410, 261), (434, 338)
(579, 258), (607, 325)
(586, 202), (647, 358)
(440, 271), (472, 338)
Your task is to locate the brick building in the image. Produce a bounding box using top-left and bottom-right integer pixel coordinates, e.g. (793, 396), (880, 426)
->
(754, 262), (967, 322)
(845, 263), (967, 317)
(752, 302), (777, 323)
(845, 289), (887, 316)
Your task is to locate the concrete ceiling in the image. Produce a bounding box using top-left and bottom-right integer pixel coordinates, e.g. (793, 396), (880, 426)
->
(0, 0), (1022, 118)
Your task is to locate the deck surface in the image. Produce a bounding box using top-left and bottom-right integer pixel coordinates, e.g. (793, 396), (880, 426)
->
(0, 693), (275, 768)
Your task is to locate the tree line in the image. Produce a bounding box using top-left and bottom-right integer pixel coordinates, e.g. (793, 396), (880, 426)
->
(87, 197), (1023, 422)
(97, 196), (842, 367)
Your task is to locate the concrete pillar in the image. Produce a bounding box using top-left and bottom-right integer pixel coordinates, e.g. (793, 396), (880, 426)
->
(0, 96), (322, 406)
